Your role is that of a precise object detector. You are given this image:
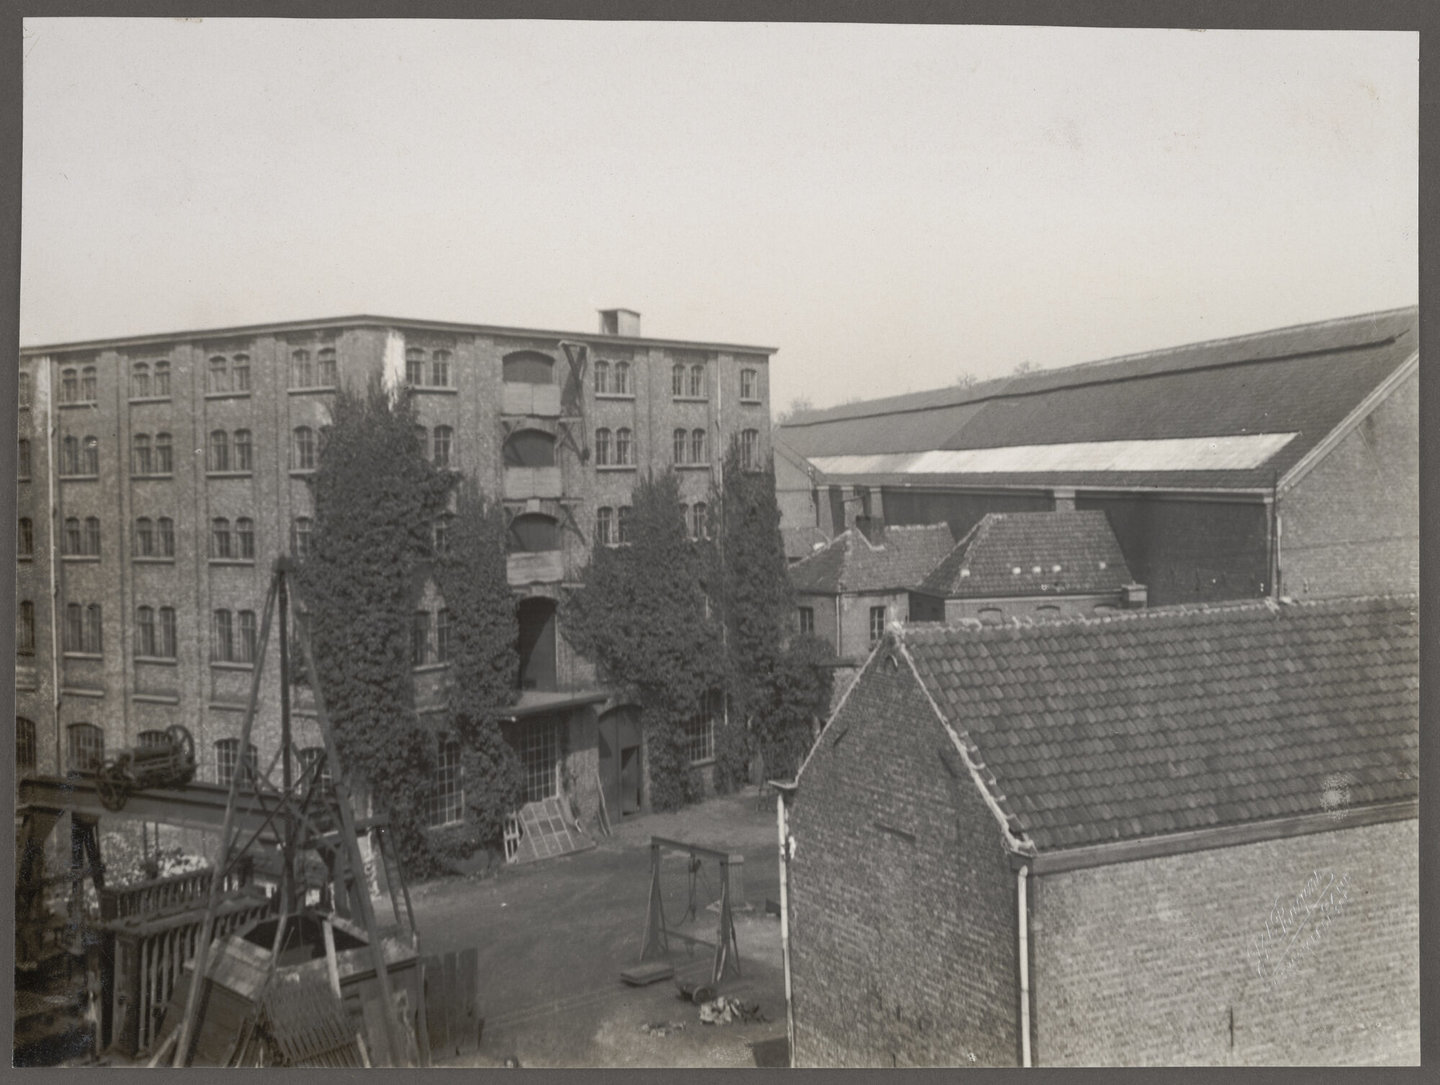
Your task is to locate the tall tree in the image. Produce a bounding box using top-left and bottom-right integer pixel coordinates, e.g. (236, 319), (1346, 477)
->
(293, 378), (454, 866)
(432, 482), (525, 858)
(562, 471), (723, 810)
(706, 437), (795, 791)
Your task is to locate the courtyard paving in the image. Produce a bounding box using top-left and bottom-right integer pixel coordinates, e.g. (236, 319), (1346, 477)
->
(406, 787), (789, 1068)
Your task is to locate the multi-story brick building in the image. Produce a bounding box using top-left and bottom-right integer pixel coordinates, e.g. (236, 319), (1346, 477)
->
(15, 309), (774, 833)
(779, 595), (1418, 1066)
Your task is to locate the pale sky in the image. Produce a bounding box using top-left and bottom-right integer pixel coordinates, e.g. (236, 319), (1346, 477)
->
(21, 20), (1418, 413)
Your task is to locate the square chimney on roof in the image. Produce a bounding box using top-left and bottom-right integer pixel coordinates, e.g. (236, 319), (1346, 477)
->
(598, 308), (641, 336)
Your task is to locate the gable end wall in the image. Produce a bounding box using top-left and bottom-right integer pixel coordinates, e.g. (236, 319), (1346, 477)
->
(1279, 369), (1418, 598)
(787, 652), (1019, 1066)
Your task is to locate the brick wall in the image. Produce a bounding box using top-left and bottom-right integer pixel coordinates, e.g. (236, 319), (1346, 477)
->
(1279, 370), (1418, 598)
(787, 649), (1020, 1066)
(1032, 817), (1419, 1066)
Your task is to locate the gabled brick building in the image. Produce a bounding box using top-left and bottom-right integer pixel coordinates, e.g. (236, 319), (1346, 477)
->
(787, 523), (954, 663)
(778, 307), (1419, 606)
(779, 595), (1419, 1066)
(909, 509), (1141, 623)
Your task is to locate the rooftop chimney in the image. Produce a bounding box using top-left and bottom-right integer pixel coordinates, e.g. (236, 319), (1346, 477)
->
(598, 308), (641, 337)
(1122, 582), (1148, 609)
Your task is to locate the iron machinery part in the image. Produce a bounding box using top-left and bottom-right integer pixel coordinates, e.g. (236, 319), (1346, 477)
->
(96, 760), (129, 812)
(166, 724), (196, 774)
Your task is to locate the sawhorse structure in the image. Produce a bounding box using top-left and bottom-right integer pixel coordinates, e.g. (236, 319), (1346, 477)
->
(628, 836), (740, 989)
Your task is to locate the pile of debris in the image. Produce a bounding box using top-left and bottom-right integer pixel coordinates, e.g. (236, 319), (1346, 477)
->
(697, 997), (766, 1026)
(638, 1020), (687, 1039)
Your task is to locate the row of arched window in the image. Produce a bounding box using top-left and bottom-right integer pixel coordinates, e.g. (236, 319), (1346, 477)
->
(59, 367), (98, 405)
(673, 428), (708, 465)
(594, 360), (631, 395)
(131, 432), (174, 475)
(62, 517), (102, 557)
(415, 425), (455, 467)
(211, 609), (258, 663)
(593, 427), (633, 467)
(290, 347), (338, 389)
(210, 517), (256, 560)
(59, 435), (100, 477)
(134, 517), (176, 557)
(208, 352), (252, 395)
(406, 347), (452, 388)
(63, 602), (103, 654)
(131, 360), (172, 399)
(594, 505), (632, 546)
(135, 606), (178, 658)
(208, 429), (254, 473)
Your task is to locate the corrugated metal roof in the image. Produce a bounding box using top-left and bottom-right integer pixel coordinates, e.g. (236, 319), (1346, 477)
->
(779, 306), (1417, 491)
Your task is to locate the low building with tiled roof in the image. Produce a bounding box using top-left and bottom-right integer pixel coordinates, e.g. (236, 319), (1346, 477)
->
(781, 524), (831, 564)
(910, 509), (1141, 623)
(787, 523), (954, 665)
(778, 307), (1418, 606)
(779, 594), (1418, 1067)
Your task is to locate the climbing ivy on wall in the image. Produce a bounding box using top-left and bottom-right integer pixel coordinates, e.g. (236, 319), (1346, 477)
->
(562, 471), (723, 811)
(293, 379), (455, 868)
(432, 481), (525, 858)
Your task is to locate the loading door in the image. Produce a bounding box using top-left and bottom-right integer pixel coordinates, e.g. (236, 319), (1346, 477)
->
(597, 705), (643, 816)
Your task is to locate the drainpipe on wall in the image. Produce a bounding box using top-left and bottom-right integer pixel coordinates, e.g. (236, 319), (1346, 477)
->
(834, 596), (841, 657)
(1018, 862), (1032, 1067)
(775, 789), (795, 1066)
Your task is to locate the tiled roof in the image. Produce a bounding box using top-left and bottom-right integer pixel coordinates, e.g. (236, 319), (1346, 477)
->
(789, 523), (954, 595)
(778, 307), (1418, 491)
(918, 511), (1133, 598)
(900, 595), (1418, 851)
(782, 525), (832, 562)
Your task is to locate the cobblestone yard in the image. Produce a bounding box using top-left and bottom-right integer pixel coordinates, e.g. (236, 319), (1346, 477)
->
(407, 787), (789, 1068)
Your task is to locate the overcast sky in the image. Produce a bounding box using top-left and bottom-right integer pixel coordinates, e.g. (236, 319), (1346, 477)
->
(21, 20), (1417, 413)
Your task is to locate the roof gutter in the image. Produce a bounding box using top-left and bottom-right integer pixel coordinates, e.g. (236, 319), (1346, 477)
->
(1023, 799), (1416, 876)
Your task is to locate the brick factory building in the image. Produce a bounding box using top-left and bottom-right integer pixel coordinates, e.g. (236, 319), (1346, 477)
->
(15, 309), (774, 831)
(777, 307), (1419, 607)
(778, 594), (1418, 1067)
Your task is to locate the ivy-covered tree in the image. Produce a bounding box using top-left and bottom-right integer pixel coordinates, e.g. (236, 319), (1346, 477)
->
(562, 471), (723, 811)
(432, 481), (525, 859)
(706, 437), (795, 791)
(293, 378), (454, 867)
(753, 633), (835, 782)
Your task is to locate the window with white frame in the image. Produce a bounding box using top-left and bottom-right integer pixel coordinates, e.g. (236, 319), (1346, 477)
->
(691, 502), (707, 540)
(740, 367), (759, 401)
(18, 601), (35, 655)
(68, 723), (104, 774)
(17, 717), (36, 772)
(595, 506), (614, 546)
(131, 362), (150, 399)
(594, 359), (610, 395)
(427, 738), (464, 825)
(615, 428), (633, 465)
(292, 426), (317, 470)
(691, 428), (706, 464)
(234, 430), (253, 471)
(18, 517), (33, 558)
(431, 349), (450, 387)
(291, 516), (313, 559)
(684, 692), (720, 764)
(517, 721), (560, 804)
(798, 606), (815, 635)
(81, 367), (98, 402)
(869, 605), (887, 646)
(617, 505), (632, 544)
(318, 346), (338, 386)
(673, 428), (687, 464)
(64, 602), (103, 654)
(209, 430), (230, 472)
(215, 738), (258, 787)
(741, 429), (760, 471)
(671, 362), (685, 397)
(156, 433), (173, 473)
(154, 361), (171, 396)
(132, 434), (153, 475)
(613, 361), (631, 395)
(688, 364), (704, 398)
(211, 518), (233, 559)
(432, 425), (453, 468)
(594, 428), (612, 466)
